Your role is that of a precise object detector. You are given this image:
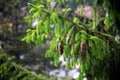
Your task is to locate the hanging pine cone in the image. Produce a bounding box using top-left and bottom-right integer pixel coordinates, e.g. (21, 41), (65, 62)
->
(80, 42), (87, 54)
(57, 42), (63, 55)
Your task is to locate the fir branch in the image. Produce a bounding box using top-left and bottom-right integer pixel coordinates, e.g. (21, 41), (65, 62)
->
(41, 9), (119, 46)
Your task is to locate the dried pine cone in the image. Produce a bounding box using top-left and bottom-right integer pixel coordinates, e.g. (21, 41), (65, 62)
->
(80, 42), (87, 54)
(57, 42), (63, 55)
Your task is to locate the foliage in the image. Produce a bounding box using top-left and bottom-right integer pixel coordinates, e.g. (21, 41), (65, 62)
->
(0, 51), (48, 80)
(23, 0), (120, 80)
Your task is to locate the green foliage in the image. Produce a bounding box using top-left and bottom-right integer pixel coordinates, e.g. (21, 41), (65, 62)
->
(80, 6), (84, 16)
(23, 0), (120, 80)
(80, 30), (87, 43)
(0, 52), (49, 80)
(73, 17), (79, 24)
